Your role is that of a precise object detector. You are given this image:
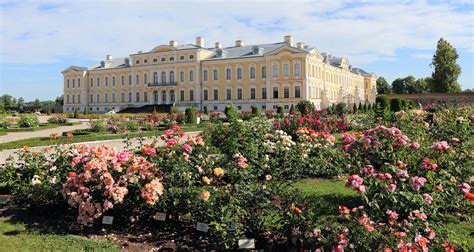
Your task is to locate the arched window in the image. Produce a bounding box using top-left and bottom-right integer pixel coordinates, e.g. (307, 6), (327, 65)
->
(153, 72), (158, 84)
(237, 67), (242, 80)
(272, 64), (278, 77)
(213, 69), (218, 80)
(170, 90), (175, 102)
(226, 68), (231, 80)
(283, 63), (289, 77)
(170, 71), (175, 83)
(294, 63), (300, 76)
(250, 67), (256, 79)
(153, 58), (158, 63)
(189, 54), (194, 60)
(295, 86), (301, 98)
(153, 91), (158, 103)
(161, 57), (166, 62)
(189, 70), (194, 81)
(180, 71), (184, 82)
(162, 90), (167, 103)
(203, 70), (208, 81)
(161, 71), (166, 83)
(169, 56), (175, 61)
(261, 66), (267, 78)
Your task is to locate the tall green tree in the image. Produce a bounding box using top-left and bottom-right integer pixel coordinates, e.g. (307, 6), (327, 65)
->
(392, 78), (406, 94)
(376, 77), (392, 94)
(55, 95), (64, 105)
(430, 38), (462, 93)
(0, 94), (13, 109)
(17, 97), (25, 108)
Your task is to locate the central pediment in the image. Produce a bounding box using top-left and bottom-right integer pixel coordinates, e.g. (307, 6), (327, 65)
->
(150, 45), (175, 53)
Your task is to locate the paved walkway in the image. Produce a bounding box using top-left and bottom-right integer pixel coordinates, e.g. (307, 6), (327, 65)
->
(0, 122), (90, 144)
(0, 131), (200, 164)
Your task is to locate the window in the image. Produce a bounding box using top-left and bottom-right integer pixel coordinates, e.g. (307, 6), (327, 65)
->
(189, 70), (194, 82)
(129, 92), (132, 102)
(136, 75), (139, 85)
(284, 105), (289, 109)
(226, 89), (231, 100)
(136, 92), (140, 102)
(144, 92), (148, 102)
(97, 77), (100, 87)
(144, 74), (147, 85)
(237, 88), (242, 100)
(294, 63), (300, 76)
(161, 71), (166, 83)
(180, 90), (185, 101)
(273, 87), (279, 98)
(170, 71), (175, 83)
(90, 107), (92, 111)
(203, 70), (208, 81)
(213, 106), (218, 111)
(226, 68), (231, 80)
(96, 107), (99, 111)
(111, 76), (115, 86)
(180, 55), (184, 60)
(135, 60), (140, 64)
(295, 86), (301, 98)
(250, 88), (256, 99)
(262, 105), (266, 110)
(72, 95), (75, 103)
(170, 90), (175, 102)
(213, 89), (219, 100)
(162, 91), (167, 103)
(284, 87), (290, 98)
(129, 75), (132, 85)
(67, 79), (69, 88)
(112, 93), (115, 103)
(262, 87), (267, 99)
(105, 76), (108, 86)
(105, 93), (108, 103)
(121, 76), (124, 85)
(78, 79), (80, 88)
(144, 59), (148, 63)
(96, 94), (100, 103)
(72, 79), (75, 88)
(237, 68), (242, 80)
(283, 63), (289, 77)
(262, 66), (267, 78)
(213, 69), (218, 80)
(153, 58), (158, 63)
(250, 67), (256, 79)
(189, 54), (194, 60)
(121, 93), (125, 102)
(203, 90), (208, 101)
(161, 57), (166, 62)
(272, 64), (278, 77)
(153, 72), (158, 84)
(169, 56), (174, 61)
(180, 71), (184, 82)
(77, 94), (81, 103)
(189, 90), (194, 101)
(90, 94), (93, 103)
(90, 78), (93, 87)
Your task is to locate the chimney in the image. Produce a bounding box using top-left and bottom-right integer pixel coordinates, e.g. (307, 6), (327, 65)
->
(215, 42), (223, 49)
(196, 37), (204, 47)
(137, 50), (143, 54)
(169, 40), (177, 47)
(284, 35), (294, 46)
(106, 54), (113, 60)
(296, 42), (304, 49)
(235, 40), (244, 47)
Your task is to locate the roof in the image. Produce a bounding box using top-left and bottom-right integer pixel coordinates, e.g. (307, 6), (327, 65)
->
(351, 67), (374, 77)
(89, 57), (129, 70)
(203, 42), (311, 60)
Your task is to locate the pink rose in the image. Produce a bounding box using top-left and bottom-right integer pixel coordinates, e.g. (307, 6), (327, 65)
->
(182, 143), (193, 153)
(164, 129), (174, 136)
(167, 138), (178, 146)
(422, 193), (433, 204)
(117, 151), (129, 162)
(144, 148), (156, 155)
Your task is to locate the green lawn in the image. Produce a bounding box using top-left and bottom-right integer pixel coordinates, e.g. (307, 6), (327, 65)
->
(0, 124), (204, 150)
(294, 178), (474, 250)
(0, 218), (119, 251)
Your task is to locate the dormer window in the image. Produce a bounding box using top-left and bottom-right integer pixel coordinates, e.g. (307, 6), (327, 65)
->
(153, 58), (158, 63)
(252, 46), (262, 55)
(161, 57), (166, 62)
(124, 58), (130, 66)
(135, 60), (140, 64)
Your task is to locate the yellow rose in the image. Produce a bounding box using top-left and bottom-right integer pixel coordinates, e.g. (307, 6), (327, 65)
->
(200, 190), (210, 202)
(202, 176), (211, 185)
(213, 167), (224, 178)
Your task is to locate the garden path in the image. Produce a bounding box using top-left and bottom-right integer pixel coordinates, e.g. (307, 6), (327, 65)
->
(0, 131), (200, 164)
(0, 122), (90, 144)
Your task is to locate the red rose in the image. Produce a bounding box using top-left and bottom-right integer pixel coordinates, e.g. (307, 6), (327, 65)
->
(68, 172), (77, 178)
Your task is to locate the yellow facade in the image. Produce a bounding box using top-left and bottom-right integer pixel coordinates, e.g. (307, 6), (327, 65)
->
(62, 36), (377, 113)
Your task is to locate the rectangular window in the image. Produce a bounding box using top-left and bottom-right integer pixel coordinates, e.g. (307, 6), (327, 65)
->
(144, 92), (148, 102)
(294, 63), (300, 76)
(136, 92), (140, 102)
(226, 69), (231, 80)
(203, 70), (208, 81)
(121, 76), (125, 85)
(272, 64), (278, 77)
(78, 79), (80, 88)
(72, 95), (75, 103)
(105, 93), (108, 103)
(295, 86), (301, 98)
(250, 67), (256, 79)
(67, 79), (70, 88)
(237, 68), (242, 80)
(136, 75), (139, 85)
(189, 70), (194, 82)
(96, 94), (100, 103)
(226, 89), (231, 100)
(213, 89), (218, 100)
(78, 94), (81, 103)
(121, 93), (125, 102)
(203, 90), (208, 101)
(262, 66), (267, 78)
(129, 92), (132, 102)
(112, 93), (115, 103)
(90, 78), (93, 87)
(72, 79), (75, 88)
(190, 90), (194, 101)
(250, 88), (256, 99)
(112, 76), (115, 86)
(180, 90), (185, 101)
(262, 87), (267, 99)
(144, 74), (147, 85)
(97, 77), (100, 87)
(129, 75), (132, 85)
(237, 88), (242, 100)
(66, 95), (69, 104)
(105, 77), (108, 86)
(180, 71), (184, 82)
(284, 87), (290, 98)
(273, 87), (278, 99)
(213, 69), (218, 80)
(90, 94), (93, 103)
(283, 64), (289, 77)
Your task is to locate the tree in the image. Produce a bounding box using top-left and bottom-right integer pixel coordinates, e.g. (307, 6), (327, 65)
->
(0, 94), (13, 109)
(55, 95), (64, 106)
(392, 78), (406, 94)
(390, 98), (403, 112)
(375, 95), (389, 111)
(376, 77), (392, 94)
(17, 97), (25, 108)
(33, 99), (42, 111)
(411, 78), (430, 93)
(402, 76), (416, 94)
(352, 103), (357, 113)
(430, 38), (462, 93)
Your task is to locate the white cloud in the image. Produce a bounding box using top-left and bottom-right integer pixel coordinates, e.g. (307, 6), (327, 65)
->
(0, 0), (472, 68)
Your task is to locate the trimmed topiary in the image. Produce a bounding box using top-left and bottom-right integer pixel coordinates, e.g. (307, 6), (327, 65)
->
(375, 95), (389, 111)
(390, 98), (403, 112)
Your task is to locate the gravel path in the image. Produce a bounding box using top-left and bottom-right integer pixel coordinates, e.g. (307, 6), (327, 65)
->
(0, 122), (90, 144)
(0, 131), (201, 164)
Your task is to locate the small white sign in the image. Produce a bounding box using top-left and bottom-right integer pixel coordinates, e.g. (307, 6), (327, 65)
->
(196, 222), (209, 232)
(153, 212), (167, 221)
(228, 222), (236, 231)
(102, 216), (114, 225)
(238, 239), (255, 249)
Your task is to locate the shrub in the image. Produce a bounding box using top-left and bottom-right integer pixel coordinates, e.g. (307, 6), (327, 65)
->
(277, 105), (285, 117)
(352, 103), (357, 113)
(89, 118), (106, 132)
(18, 114), (39, 128)
(358, 103), (363, 112)
(83, 107), (88, 115)
(251, 106), (260, 117)
(170, 106), (179, 114)
(390, 98), (403, 112)
(73, 108), (79, 118)
(224, 103), (240, 122)
(47, 114), (68, 124)
(185, 107), (197, 124)
(401, 99), (408, 110)
(375, 95), (389, 110)
(335, 102), (347, 115)
(362, 103), (367, 112)
(203, 106), (209, 115)
(289, 104), (296, 114)
(0, 118), (12, 129)
(296, 101), (314, 115)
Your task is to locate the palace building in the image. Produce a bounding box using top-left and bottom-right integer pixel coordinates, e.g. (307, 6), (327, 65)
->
(62, 35), (377, 113)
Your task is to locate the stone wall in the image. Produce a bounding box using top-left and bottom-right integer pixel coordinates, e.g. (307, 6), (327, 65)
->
(386, 93), (474, 107)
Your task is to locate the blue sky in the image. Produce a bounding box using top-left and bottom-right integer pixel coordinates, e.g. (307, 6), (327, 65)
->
(0, 0), (473, 101)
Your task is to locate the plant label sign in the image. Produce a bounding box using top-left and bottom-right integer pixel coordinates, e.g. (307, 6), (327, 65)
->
(195, 222), (209, 232)
(153, 212), (167, 221)
(238, 239), (255, 249)
(102, 216), (114, 225)
(227, 222), (236, 232)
